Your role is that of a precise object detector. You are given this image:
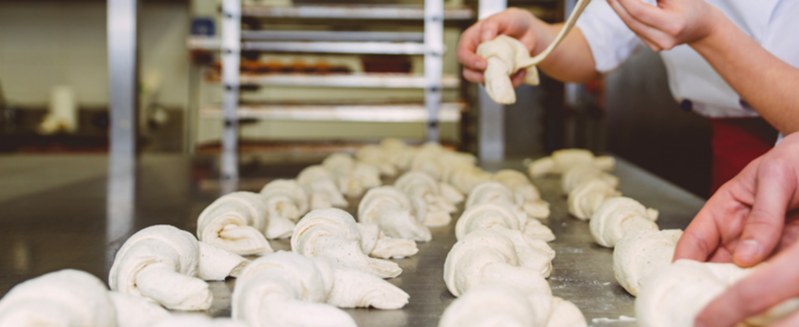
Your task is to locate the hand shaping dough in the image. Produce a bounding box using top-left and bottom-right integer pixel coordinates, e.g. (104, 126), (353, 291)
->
(259, 179), (309, 224)
(492, 169), (550, 219)
(109, 291), (171, 327)
(561, 164), (619, 195)
(109, 225), (213, 310)
(444, 229), (554, 297)
(636, 259), (799, 327)
(527, 149), (615, 178)
(0, 269), (118, 327)
(590, 197), (659, 248)
(322, 153), (382, 197)
(395, 171), (456, 227)
(567, 179), (621, 220)
(439, 284), (587, 327)
(358, 186), (432, 242)
(197, 192), (275, 254)
(613, 229), (683, 296)
(297, 165), (349, 209)
(291, 208), (411, 278)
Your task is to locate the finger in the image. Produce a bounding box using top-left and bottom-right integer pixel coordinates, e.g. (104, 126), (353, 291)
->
(615, 0), (675, 30)
(707, 246), (734, 263)
(479, 17), (500, 42)
(696, 242), (799, 327)
(457, 23), (488, 71)
(510, 70), (527, 87)
(463, 68), (485, 84)
(674, 203), (724, 262)
(607, 0), (674, 50)
(734, 156), (796, 267)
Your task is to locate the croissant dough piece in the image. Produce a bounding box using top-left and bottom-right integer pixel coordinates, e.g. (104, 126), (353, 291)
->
(380, 138), (417, 171)
(259, 179), (309, 223)
(149, 316), (248, 327)
(476, 35), (542, 104)
(567, 179), (622, 220)
(356, 145), (398, 177)
(291, 208), (406, 278)
(590, 197), (659, 248)
(0, 269), (118, 327)
(197, 241), (250, 281)
(358, 186), (432, 242)
(458, 202), (555, 243)
(492, 169), (550, 219)
(466, 183), (555, 240)
(527, 149), (615, 178)
(197, 192), (274, 255)
(395, 171), (456, 227)
(411, 142), (477, 181)
(297, 165), (349, 209)
(636, 260), (799, 327)
(109, 292), (171, 327)
(613, 229), (682, 296)
(561, 164), (619, 195)
(322, 153), (382, 197)
(109, 225), (212, 310)
(357, 222), (420, 259)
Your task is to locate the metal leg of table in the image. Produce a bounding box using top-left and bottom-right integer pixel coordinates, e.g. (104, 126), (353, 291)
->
(221, 0), (241, 192)
(424, 0), (443, 142)
(478, 85), (504, 162)
(107, 0), (138, 244)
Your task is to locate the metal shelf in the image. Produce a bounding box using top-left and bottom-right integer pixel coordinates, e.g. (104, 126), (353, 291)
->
(205, 73), (460, 88)
(200, 102), (465, 122)
(241, 4), (475, 20)
(240, 30), (424, 42)
(188, 37), (434, 55)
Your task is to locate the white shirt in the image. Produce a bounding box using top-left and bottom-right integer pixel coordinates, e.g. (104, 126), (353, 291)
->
(575, 0), (799, 118)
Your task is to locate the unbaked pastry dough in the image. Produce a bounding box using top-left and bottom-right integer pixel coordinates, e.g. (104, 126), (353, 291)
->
(395, 171), (457, 227)
(613, 229), (682, 296)
(197, 241), (250, 281)
(358, 186), (432, 242)
(149, 315), (248, 327)
(467, 181), (553, 228)
(527, 149), (615, 178)
(291, 208), (414, 278)
(411, 143), (477, 181)
(492, 169), (551, 219)
(463, 190), (555, 242)
(356, 145), (398, 177)
(109, 225), (212, 310)
(197, 192), (275, 254)
(0, 269), (117, 327)
(567, 179), (621, 220)
(322, 153), (382, 197)
(109, 291), (171, 327)
(259, 179), (309, 225)
(589, 197), (659, 248)
(636, 259), (799, 327)
(297, 165), (349, 209)
(561, 164), (619, 195)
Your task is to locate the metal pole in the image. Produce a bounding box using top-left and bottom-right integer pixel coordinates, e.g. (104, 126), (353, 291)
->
(221, 0), (241, 191)
(477, 0), (506, 162)
(424, 0), (444, 142)
(106, 0), (138, 244)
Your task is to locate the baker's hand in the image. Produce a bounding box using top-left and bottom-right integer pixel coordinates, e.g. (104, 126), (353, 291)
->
(605, 0), (721, 51)
(674, 133), (799, 267)
(457, 8), (539, 86)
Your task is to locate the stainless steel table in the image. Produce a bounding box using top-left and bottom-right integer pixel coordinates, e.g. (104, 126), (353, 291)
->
(0, 154), (705, 326)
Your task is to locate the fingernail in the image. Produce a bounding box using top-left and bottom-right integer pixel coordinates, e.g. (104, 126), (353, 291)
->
(735, 240), (761, 262)
(474, 61), (485, 69)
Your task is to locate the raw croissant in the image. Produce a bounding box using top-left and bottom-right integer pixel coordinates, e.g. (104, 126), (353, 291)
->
(356, 145), (398, 177)
(467, 181), (553, 227)
(411, 143), (475, 181)
(476, 35), (541, 104)
(322, 153), (382, 197)
(527, 149), (615, 178)
(395, 171), (456, 227)
(567, 179), (621, 220)
(0, 269), (118, 327)
(561, 164), (619, 195)
(636, 260), (799, 327)
(492, 169), (550, 219)
(613, 229), (682, 296)
(297, 165), (349, 209)
(444, 229), (554, 297)
(291, 208), (411, 278)
(358, 186), (432, 242)
(259, 179), (309, 224)
(149, 316), (248, 327)
(109, 225), (212, 310)
(460, 197), (555, 242)
(445, 163), (494, 195)
(197, 191), (276, 253)
(589, 197), (659, 248)
(380, 138), (417, 171)
(439, 284), (586, 327)
(109, 291), (171, 327)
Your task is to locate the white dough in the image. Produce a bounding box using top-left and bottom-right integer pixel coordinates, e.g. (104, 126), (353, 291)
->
(322, 153), (382, 197)
(297, 165), (349, 209)
(567, 179), (621, 220)
(149, 315), (248, 327)
(259, 178), (309, 224)
(589, 197), (659, 248)
(356, 145), (398, 177)
(467, 181), (553, 227)
(395, 171), (456, 227)
(527, 149), (614, 177)
(561, 164), (619, 195)
(612, 229), (682, 296)
(358, 186), (432, 242)
(196, 192), (274, 255)
(109, 225), (213, 311)
(197, 241), (250, 281)
(476, 35), (541, 104)
(492, 169), (550, 219)
(0, 269), (117, 327)
(457, 202), (555, 243)
(109, 291), (170, 327)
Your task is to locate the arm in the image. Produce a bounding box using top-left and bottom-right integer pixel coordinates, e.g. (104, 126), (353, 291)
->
(457, 8), (600, 86)
(608, 0), (799, 135)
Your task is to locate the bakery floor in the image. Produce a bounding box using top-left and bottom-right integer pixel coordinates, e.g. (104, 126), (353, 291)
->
(0, 153), (705, 326)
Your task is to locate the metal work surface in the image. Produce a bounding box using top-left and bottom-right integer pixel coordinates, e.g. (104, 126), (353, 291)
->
(0, 155), (704, 326)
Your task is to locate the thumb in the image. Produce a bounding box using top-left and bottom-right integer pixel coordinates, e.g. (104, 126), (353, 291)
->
(733, 157), (795, 267)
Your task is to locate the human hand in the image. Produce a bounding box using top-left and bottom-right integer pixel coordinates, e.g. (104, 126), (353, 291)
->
(456, 8), (541, 86)
(674, 133), (799, 268)
(605, 0), (722, 51)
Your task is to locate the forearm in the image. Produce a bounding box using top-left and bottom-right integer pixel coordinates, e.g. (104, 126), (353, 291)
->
(690, 9), (799, 135)
(534, 21), (602, 83)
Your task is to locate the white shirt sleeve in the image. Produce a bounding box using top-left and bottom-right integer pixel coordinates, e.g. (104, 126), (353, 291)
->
(574, 0), (649, 73)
